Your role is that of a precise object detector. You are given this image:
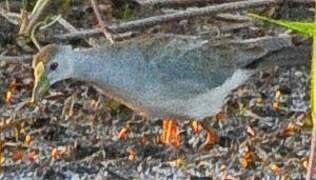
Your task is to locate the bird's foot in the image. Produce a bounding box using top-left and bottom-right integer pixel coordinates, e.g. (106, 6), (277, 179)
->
(199, 131), (218, 150)
(199, 120), (218, 151)
(160, 119), (218, 149)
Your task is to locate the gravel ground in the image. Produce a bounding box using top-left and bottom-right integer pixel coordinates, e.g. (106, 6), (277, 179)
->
(0, 1), (313, 179)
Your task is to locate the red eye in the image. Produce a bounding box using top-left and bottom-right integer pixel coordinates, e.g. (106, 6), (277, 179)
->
(50, 62), (58, 71)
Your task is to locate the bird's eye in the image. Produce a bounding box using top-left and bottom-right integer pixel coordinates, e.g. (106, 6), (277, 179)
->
(50, 62), (58, 71)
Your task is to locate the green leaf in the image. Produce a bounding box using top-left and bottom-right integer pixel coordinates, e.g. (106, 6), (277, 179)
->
(248, 13), (313, 37)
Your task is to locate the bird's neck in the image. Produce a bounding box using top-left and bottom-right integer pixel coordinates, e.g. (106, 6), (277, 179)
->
(71, 49), (113, 83)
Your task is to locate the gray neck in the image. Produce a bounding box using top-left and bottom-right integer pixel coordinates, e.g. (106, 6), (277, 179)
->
(71, 45), (147, 93)
(71, 49), (114, 85)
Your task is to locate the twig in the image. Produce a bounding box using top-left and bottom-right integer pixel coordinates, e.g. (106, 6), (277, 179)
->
(307, 123), (316, 179)
(288, 0), (314, 4)
(31, 22), (42, 50)
(0, 8), (19, 25)
(52, 0), (282, 41)
(19, 0), (51, 36)
(56, 16), (95, 46)
(133, 0), (213, 8)
(40, 15), (62, 30)
(215, 13), (251, 22)
(57, 16), (78, 33)
(19, 10), (29, 35)
(0, 55), (33, 63)
(5, 0), (10, 11)
(90, 0), (114, 43)
(106, 32), (136, 42)
(133, 0), (312, 8)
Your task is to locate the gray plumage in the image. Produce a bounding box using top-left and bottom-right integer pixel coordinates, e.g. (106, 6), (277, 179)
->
(36, 35), (310, 120)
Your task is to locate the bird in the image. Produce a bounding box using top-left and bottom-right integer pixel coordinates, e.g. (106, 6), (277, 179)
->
(31, 34), (310, 146)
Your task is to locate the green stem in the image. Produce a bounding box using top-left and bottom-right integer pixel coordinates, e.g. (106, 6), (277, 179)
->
(306, 1), (316, 179)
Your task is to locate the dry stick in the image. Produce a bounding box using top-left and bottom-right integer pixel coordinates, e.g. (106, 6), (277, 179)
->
(0, 55), (33, 63)
(307, 123), (316, 180)
(201, 22), (251, 37)
(53, 0), (282, 41)
(134, 0), (312, 8)
(90, 0), (114, 43)
(5, 0), (10, 11)
(0, 8), (19, 25)
(134, 0), (213, 8)
(19, 0), (51, 35)
(56, 17), (96, 46)
(57, 17), (79, 33)
(31, 22), (43, 50)
(288, 0), (314, 4)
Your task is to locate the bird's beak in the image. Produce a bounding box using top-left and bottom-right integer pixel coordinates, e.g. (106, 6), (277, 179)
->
(30, 61), (50, 104)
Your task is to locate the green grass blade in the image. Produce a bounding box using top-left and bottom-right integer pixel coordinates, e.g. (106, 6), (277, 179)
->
(248, 13), (313, 37)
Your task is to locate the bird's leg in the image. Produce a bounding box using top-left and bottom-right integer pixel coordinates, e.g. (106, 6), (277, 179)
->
(199, 119), (218, 150)
(161, 119), (181, 146)
(191, 120), (201, 134)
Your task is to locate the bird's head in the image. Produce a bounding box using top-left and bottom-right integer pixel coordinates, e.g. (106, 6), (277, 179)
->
(31, 45), (74, 103)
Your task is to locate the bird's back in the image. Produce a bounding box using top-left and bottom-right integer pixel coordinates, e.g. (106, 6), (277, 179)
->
(78, 35), (293, 120)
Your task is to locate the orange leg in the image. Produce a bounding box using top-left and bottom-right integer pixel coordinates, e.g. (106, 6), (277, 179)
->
(191, 120), (200, 134)
(162, 119), (181, 146)
(161, 119), (217, 148)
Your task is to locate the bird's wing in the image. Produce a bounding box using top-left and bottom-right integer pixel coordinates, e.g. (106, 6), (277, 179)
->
(83, 35), (293, 104)
(132, 35), (293, 99)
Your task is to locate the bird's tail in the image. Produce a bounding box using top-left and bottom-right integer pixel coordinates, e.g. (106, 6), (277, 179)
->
(245, 39), (311, 69)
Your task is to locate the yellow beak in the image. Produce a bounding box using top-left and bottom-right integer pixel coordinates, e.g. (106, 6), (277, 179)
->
(30, 62), (49, 104)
